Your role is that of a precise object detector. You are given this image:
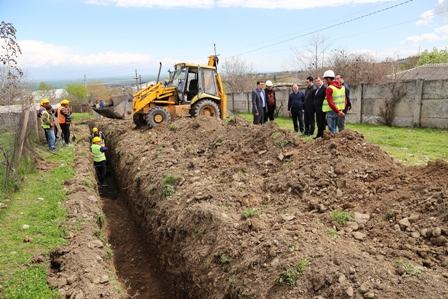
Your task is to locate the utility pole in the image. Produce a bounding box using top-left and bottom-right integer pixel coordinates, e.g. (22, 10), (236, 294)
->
(84, 75), (87, 89)
(134, 70), (140, 91)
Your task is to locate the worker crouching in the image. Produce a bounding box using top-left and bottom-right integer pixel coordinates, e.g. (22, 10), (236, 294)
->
(91, 136), (108, 187)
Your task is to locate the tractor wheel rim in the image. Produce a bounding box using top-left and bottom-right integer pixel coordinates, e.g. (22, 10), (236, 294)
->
(154, 114), (163, 123)
(202, 107), (215, 117)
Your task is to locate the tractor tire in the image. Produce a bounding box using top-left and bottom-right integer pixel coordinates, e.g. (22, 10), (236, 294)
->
(133, 113), (146, 127)
(146, 106), (171, 128)
(191, 99), (220, 118)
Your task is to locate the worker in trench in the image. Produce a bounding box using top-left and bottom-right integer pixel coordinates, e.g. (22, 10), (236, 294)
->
(91, 136), (108, 187)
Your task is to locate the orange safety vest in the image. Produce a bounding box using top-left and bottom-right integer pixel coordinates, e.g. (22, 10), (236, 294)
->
(58, 106), (70, 124)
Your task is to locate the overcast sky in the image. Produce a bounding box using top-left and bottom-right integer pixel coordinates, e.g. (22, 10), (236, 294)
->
(1, 0), (447, 82)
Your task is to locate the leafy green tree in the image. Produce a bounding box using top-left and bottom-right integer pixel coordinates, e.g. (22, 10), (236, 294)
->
(416, 47), (448, 67)
(64, 83), (88, 105)
(36, 81), (57, 102)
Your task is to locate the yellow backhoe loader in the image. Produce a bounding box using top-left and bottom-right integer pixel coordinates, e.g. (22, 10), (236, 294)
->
(93, 55), (227, 127)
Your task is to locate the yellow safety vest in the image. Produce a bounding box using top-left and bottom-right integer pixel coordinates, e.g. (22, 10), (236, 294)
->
(322, 85), (345, 112)
(91, 144), (106, 162)
(41, 110), (50, 129)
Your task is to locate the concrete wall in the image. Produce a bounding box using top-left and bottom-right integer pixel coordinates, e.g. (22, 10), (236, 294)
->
(228, 79), (448, 129)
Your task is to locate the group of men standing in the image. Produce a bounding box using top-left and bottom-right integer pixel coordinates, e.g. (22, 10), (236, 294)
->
(251, 80), (277, 125)
(310, 71), (351, 138)
(251, 70), (351, 139)
(38, 99), (72, 152)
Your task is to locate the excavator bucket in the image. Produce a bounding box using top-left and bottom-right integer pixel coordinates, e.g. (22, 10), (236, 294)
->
(93, 93), (133, 120)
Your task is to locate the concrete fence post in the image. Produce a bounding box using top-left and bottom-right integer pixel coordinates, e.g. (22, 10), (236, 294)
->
(413, 79), (424, 127)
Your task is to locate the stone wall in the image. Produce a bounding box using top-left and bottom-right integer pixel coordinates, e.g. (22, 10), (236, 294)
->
(227, 79), (448, 129)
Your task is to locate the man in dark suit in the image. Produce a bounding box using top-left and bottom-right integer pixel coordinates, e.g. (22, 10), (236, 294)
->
(252, 81), (265, 125)
(304, 76), (317, 136)
(313, 76), (327, 139)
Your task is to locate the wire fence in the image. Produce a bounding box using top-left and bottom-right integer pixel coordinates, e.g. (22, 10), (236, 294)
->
(0, 103), (41, 199)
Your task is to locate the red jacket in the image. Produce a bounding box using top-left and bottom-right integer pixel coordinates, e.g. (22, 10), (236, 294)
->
(325, 80), (346, 113)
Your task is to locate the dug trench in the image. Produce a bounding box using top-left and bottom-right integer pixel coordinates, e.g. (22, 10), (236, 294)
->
(50, 115), (448, 299)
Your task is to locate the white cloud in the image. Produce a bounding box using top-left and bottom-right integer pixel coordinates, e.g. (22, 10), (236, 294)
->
(18, 40), (168, 69)
(416, 10), (434, 26)
(84, 0), (215, 8)
(435, 24), (448, 34)
(415, 0), (448, 26)
(84, 0), (389, 9)
(403, 33), (447, 44)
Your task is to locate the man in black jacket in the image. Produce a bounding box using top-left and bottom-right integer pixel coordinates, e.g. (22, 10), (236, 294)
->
(251, 81), (265, 125)
(313, 76), (327, 139)
(304, 76), (316, 136)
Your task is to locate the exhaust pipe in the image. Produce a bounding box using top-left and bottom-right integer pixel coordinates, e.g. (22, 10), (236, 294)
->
(156, 62), (162, 84)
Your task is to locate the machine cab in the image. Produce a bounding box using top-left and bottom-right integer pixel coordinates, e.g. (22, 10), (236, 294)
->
(168, 65), (199, 104)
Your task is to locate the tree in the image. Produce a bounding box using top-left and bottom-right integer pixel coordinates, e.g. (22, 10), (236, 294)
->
(36, 81), (58, 102)
(0, 21), (31, 197)
(291, 33), (333, 74)
(328, 51), (393, 84)
(0, 21), (23, 106)
(64, 83), (88, 106)
(416, 47), (448, 67)
(86, 81), (114, 104)
(222, 56), (256, 93)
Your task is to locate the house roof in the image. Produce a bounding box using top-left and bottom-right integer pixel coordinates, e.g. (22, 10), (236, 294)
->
(395, 63), (448, 81)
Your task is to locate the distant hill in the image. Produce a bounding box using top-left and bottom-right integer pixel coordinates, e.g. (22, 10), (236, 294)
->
(29, 75), (159, 90)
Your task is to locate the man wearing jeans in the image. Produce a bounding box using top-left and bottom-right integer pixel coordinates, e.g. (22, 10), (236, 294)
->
(322, 70), (345, 134)
(41, 105), (57, 151)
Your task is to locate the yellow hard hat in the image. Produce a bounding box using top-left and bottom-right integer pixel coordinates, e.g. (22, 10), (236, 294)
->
(92, 137), (102, 143)
(60, 99), (69, 105)
(42, 98), (49, 104)
(92, 127), (98, 132)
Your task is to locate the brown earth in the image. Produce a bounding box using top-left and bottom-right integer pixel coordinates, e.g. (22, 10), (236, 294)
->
(48, 115), (448, 299)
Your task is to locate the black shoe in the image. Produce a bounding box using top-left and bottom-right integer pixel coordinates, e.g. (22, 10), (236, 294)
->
(100, 182), (108, 187)
(294, 130), (298, 133)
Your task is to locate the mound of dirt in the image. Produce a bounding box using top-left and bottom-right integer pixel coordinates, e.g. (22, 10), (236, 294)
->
(59, 115), (448, 299)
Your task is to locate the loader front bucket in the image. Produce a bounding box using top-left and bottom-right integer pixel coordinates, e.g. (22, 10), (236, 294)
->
(92, 93), (133, 120)
(93, 106), (126, 119)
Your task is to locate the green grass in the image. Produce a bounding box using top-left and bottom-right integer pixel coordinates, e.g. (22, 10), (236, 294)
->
(275, 257), (309, 286)
(234, 112), (448, 166)
(0, 146), (76, 298)
(71, 112), (96, 121)
(393, 260), (422, 277)
(240, 208), (260, 219)
(331, 209), (354, 226)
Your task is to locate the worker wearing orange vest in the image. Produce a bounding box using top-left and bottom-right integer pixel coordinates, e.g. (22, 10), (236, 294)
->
(58, 99), (72, 146)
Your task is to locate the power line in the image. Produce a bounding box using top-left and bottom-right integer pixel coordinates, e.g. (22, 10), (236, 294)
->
(225, 0), (398, 55)
(241, 6), (448, 61)
(229, 0), (413, 58)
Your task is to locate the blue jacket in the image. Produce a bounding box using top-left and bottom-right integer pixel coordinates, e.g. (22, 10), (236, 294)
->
(288, 91), (305, 111)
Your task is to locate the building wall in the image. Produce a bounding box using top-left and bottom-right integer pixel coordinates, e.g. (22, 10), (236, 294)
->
(227, 79), (448, 129)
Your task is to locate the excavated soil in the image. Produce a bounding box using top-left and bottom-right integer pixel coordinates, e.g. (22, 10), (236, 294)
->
(49, 115), (448, 299)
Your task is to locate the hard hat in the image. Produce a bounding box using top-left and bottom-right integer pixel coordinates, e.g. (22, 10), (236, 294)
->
(42, 98), (49, 104)
(265, 80), (273, 87)
(92, 127), (98, 132)
(93, 137), (102, 143)
(323, 70), (335, 78)
(60, 99), (69, 105)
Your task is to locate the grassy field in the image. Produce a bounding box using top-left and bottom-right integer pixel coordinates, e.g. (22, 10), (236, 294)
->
(236, 112), (447, 166)
(0, 114), (83, 298)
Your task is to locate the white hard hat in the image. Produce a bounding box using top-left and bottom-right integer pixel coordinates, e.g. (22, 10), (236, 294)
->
(323, 70), (335, 78)
(265, 80), (273, 87)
